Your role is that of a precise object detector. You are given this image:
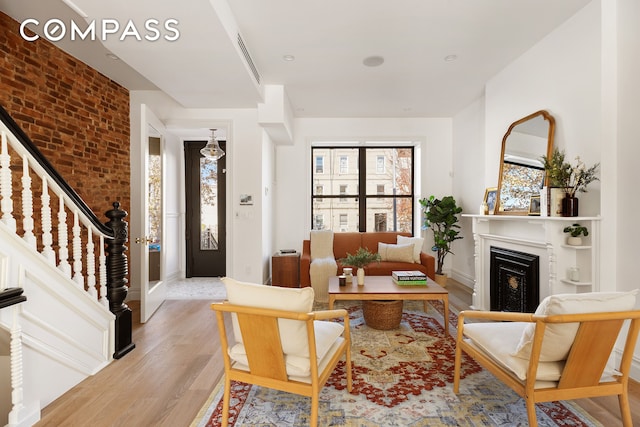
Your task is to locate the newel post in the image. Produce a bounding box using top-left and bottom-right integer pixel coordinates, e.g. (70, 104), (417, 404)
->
(105, 202), (135, 359)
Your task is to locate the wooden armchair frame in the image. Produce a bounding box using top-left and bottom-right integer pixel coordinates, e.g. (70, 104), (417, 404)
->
(453, 309), (640, 427)
(211, 302), (353, 427)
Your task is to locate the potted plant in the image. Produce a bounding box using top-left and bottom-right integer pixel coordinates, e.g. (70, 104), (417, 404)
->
(563, 223), (588, 246)
(419, 195), (463, 287)
(340, 247), (381, 286)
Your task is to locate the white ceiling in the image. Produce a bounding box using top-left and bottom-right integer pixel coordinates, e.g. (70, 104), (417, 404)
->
(1, 0), (592, 118)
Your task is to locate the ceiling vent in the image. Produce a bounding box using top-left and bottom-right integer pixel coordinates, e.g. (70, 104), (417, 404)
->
(237, 33), (261, 86)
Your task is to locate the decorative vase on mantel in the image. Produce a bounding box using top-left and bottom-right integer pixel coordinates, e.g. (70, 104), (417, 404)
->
(357, 268), (365, 286)
(562, 192), (579, 217)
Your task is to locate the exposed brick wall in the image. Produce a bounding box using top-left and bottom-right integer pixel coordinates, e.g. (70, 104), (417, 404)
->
(0, 11), (130, 218)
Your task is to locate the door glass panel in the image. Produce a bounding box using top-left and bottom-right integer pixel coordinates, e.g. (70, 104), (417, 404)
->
(148, 136), (162, 283)
(200, 156), (219, 250)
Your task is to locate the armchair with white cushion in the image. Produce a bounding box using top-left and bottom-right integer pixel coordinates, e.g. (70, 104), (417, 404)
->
(212, 277), (353, 427)
(453, 291), (640, 427)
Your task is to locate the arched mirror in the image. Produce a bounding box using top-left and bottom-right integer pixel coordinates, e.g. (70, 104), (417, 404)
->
(495, 110), (555, 215)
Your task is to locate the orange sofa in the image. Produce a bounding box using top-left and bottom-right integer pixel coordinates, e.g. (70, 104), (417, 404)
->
(300, 231), (435, 287)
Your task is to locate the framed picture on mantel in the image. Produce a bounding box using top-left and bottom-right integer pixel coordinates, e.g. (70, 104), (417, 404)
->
(483, 187), (497, 215)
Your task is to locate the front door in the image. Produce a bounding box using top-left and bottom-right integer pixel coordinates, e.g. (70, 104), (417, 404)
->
(184, 140), (226, 277)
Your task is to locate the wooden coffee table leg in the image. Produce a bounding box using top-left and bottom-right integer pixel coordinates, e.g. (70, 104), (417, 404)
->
(443, 296), (449, 335)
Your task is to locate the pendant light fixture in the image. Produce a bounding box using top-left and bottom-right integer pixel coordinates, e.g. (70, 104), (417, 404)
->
(200, 129), (225, 159)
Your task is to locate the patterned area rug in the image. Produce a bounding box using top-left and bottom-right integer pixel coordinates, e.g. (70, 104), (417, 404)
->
(192, 301), (602, 427)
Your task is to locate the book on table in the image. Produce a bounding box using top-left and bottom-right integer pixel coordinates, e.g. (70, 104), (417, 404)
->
(392, 270), (427, 285)
(392, 270), (427, 281)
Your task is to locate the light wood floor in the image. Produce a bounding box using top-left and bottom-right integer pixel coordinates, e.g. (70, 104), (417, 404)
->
(35, 280), (640, 426)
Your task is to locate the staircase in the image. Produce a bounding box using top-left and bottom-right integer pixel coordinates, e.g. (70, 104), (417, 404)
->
(0, 106), (131, 427)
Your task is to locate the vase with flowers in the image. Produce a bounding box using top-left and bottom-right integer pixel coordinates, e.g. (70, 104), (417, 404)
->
(541, 148), (600, 217)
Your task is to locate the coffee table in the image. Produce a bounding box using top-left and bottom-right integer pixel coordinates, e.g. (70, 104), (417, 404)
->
(328, 275), (450, 334)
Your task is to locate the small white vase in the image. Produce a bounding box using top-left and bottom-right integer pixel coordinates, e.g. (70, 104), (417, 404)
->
(357, 268), (365, 286)
(567, 236), (582, 246)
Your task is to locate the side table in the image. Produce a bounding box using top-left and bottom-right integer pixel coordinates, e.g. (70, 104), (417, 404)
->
(272, 251), (300, 287)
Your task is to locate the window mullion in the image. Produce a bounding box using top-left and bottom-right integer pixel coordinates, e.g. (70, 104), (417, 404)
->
(358, 147), (366, 232)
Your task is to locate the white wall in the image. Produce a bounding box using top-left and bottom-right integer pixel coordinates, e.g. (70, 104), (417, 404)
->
(616, 0), (640, 295)
(162, 131), (182, 281)
(451, 96), (486, 287)
(273, 117), (453, 258)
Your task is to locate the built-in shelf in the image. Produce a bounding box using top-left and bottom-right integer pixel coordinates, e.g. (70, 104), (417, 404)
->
(561, 244), (591, 250)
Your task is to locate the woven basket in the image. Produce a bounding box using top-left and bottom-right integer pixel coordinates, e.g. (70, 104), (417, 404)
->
(362, 300), (403, 330)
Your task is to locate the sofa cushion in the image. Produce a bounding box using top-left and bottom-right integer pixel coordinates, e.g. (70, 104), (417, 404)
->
(222, 277), (315, 357)
(463, 322), (565, 382)
(397, 235), (424, 263)
(228, 320), (344, 377)
(361, 232), (408, 253)
(512, 290), (638, 362)
(378, 242), (414, 263)
(333, 232), (362, 260)
(366, 261), (428, 276)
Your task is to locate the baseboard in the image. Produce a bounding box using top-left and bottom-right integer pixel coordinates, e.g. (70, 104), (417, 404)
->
(450, 269), (474, 290)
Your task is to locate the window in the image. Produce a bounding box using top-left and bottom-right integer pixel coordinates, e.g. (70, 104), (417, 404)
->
(314, 214), (324, 230)
(374, 213), (387, 231)
(311, 146), (414, 233)
(339, 184), (347, 201)
(339, 156), (348, 174)
(376, 156), (385, 174)
(315, 156), (324, 174)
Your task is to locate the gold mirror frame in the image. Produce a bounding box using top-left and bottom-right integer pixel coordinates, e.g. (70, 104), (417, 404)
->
(495, 110), (555, 215)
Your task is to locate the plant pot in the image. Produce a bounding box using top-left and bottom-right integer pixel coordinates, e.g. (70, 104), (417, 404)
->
(357, 267), (365, 286)
(434, 273), (448, 287)
(567, 236), (582, 246)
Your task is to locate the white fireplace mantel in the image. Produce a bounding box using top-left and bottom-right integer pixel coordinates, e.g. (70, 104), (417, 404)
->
(462, 214), (601, 310)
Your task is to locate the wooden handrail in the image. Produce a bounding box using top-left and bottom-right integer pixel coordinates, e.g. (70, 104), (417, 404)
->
(0, 103), (113, 236)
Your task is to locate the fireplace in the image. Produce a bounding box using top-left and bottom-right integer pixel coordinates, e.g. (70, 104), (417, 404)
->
(490, 246), (539, 313)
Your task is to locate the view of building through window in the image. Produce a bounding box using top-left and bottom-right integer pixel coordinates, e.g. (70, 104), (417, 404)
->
(311, 145), (414, 233)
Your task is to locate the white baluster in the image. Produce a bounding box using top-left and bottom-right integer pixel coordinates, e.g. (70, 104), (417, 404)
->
(99, 235), (108, 307)
(1, 131), (16, 231)
(40, 179), (55, 264)
(86, 227), (97, 300)
(21, 155), (36, 248)
(57, 194), (71, 277)
(7, 307), (25, 425)
(72, 211), (84, 288)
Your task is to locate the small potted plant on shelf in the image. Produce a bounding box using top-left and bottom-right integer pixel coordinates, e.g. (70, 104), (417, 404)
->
(563, 223), (588, 246)
(419, 195), (463, 287)
(340, 247), (381, 286)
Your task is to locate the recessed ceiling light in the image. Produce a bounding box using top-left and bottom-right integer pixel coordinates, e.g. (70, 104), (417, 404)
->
(283, 55), (295, 61)
(363, 56), (384, 67)
(444, 54), (458, 62)
(106, 53), (120, 60)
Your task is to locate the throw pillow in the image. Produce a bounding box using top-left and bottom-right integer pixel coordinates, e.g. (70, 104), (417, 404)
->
(222, 277), (315, 357)
(378, 242), (414, 263)
(397, 235), (424, 263)
(512, 290), (638, 362)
